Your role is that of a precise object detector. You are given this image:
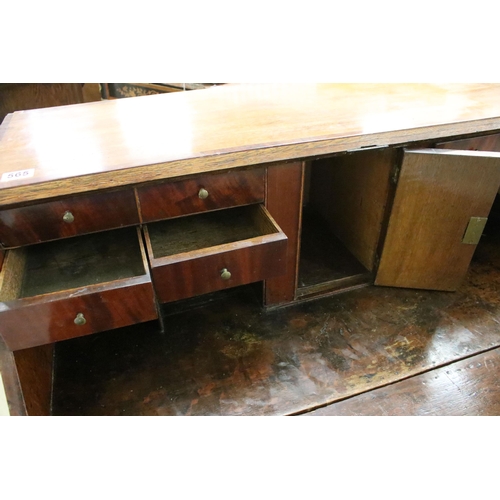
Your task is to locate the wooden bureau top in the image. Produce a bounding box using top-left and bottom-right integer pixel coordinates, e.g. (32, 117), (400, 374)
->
(1, 83), (500, 207)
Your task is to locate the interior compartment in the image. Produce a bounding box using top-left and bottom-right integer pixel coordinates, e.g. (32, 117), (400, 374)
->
(297, 148), (396, 297)
(146, 204), (280, 258)
(19, 227), (147, 298)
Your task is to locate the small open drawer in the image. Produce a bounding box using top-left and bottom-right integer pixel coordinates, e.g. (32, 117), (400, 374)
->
(143, 204), (288, 303)
(0, 227), (158, 351)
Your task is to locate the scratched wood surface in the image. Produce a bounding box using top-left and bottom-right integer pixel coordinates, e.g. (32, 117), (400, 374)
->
(301, 347), (500, 416)
(2, 84), (500, 206)
(51, 217), (500, 416)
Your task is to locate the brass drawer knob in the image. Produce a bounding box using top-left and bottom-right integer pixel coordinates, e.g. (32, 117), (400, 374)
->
(220, 268), (231, 280)
(74, 313), (86, 326)
(198, 188), (209, 199)
(63, 211), (75, 223)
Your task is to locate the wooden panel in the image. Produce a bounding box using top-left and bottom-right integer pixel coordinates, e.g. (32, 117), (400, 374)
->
(13, 344), (54, 416)
(309, 149), (396, 271)
(436, 132), (500, 152)
(150, 242), (287, 303)
(264, 161), (304, 306)
(376, 149), (500, 291)
(0, 188), (139, 248)
(0, 337), (27, 415)
(2, 84), (500, 206)
(303, 347), (500, 416)
(145, 205), (287, 303)
(0, 248), (4, 272)
(137, 168), (265, 222)
(0, 83), (83, 123)
(0, 279), (157, 351)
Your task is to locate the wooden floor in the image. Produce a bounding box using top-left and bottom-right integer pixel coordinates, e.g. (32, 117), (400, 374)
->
(51, 220), (500, 416)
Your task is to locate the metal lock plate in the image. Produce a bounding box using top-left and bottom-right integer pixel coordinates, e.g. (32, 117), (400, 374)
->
(462, 217), (488, 245)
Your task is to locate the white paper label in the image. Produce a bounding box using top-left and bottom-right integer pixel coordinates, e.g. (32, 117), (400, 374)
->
(1, 168), (35, 182)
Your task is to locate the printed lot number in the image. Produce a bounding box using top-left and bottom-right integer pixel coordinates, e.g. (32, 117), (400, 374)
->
(1, 169), (35, 182)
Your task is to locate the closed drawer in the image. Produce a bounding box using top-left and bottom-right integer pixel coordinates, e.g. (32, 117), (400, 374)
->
(137, 168), (265, 222)
(0, 227), (157, 351)
(143, 204), (288, 303)
(0, 188), (140, 248)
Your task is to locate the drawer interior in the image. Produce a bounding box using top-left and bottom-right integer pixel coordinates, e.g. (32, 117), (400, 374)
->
(146, 204), (279, 259)
(2, 227), (148, 300)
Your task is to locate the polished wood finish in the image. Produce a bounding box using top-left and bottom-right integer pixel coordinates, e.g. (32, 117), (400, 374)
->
(13, 344), (54, 416)
(0, 188), (139, 248)
(2, 84), (500, 206)
(303, 347), (500, 416)
(264, 161), (304, 306)
(137, 167), (265, 222)
(0, 83), (84, 124)
(376, 149), (500, 291)
(0, 336), (54, 416)
(144, 205), (287, 303)
(308, 149), (396, 271)
(0, 228), (157, 350)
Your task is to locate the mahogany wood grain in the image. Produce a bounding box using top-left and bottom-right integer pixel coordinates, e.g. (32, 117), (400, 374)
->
(0, 83), (84, 123)
(264, 161), (304, 306)
(0, 336), (27, 415)
(137, 167), (265, 222)
(2, 84), (500, 206)
(376, 149), (500, 291)
(0, 188), (139, 248)
(303, 347), (500, 416)
(144, 205), (287, 303)
(13, 344), (54, 416)
(308, 149), (396, 271)
(0, 280), (158, 351)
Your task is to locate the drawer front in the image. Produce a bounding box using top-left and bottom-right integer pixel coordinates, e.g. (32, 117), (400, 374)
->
(0, 189), (140, 248)
(150, 237), (287, 303)
(137, 168), (265, 222)
(0, 280), (157, 351)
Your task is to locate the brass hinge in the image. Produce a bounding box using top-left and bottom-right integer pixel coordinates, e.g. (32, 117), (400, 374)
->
(462, 217), (488, 245)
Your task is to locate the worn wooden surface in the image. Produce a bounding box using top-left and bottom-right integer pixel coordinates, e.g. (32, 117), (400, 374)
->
(2, 84), (500, 206)
(51, 219), (500, 416)
(303, 347), (500, 416)
(137, 167), (265, 222)
(0, 188), (139, 248)
(308, 149), (395, 271)
(264, 161), (304, 306)
(376, 149), (500, 291)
